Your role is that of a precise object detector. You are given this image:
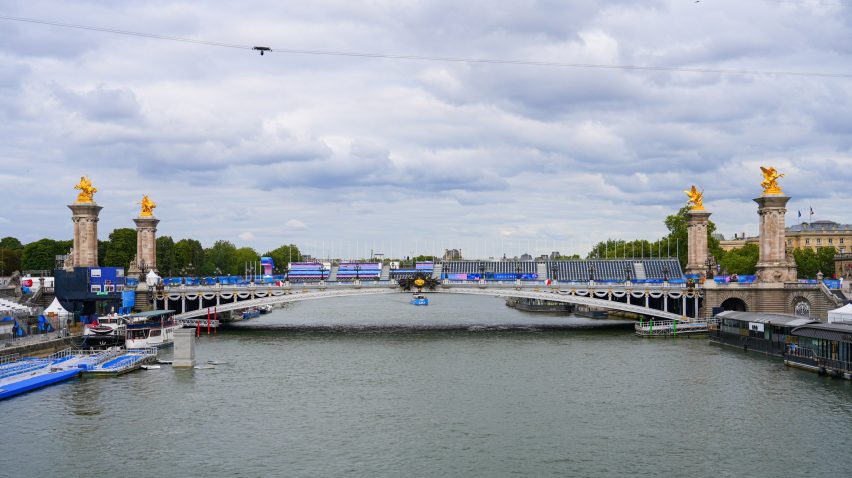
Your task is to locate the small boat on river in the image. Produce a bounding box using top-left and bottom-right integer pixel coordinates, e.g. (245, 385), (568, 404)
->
(410, 294), (429, 306)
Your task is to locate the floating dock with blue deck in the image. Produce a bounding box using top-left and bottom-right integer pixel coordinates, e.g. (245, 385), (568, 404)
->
(0, 347), (160, 400)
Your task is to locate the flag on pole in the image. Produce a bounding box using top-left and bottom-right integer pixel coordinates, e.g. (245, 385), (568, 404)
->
(810, 206), (814, 215)
(798, 210), (802, 219)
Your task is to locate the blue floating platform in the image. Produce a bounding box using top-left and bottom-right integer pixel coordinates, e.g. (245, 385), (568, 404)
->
(0, 369), (81, 400)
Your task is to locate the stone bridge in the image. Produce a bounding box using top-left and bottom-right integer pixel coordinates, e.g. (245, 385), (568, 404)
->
(165, 283), (702, 323)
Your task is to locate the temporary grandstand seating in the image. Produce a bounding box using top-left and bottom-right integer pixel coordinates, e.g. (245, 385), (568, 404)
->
(442, 261), (539, 280)
(336, 263), (381, 281)
(287, 262), (330, 282)
(390, 262), (434, 279)
(546, 259), (683, 282)
(0, 298), (34, 317)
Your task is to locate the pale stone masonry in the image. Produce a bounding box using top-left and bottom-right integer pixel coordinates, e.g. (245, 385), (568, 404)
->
(686, 210), (711, 277)
(67, 203), (103, 268)
(133, 216), (159, 273)
(754, 194), (797, 283)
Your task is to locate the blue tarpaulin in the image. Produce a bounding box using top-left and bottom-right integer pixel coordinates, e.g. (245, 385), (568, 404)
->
(122, 290), (136, 308)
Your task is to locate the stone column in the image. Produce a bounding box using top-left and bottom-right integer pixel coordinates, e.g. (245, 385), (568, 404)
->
(133, 216), (160, 273)
(754, 194), (797, 283)
(686, 210), (712, 277)
(67, 203), (103, 268)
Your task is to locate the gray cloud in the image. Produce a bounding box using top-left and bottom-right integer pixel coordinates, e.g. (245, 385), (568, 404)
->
(1, 0), (851, 257)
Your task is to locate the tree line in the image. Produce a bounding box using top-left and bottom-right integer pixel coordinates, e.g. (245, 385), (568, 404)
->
(0, 230), (302, 277)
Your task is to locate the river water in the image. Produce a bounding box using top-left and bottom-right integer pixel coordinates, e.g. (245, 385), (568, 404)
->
(1, 293), (850, 477)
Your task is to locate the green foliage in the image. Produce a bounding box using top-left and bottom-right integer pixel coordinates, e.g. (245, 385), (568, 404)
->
(263, 244), (302, 273)
(21, 238), (71, 271)
(587, 206), (721, 270)
(203, 240), (238, 275)
(232, 247), (260, 275)
(0, 237), (22, 250)
(0, 247), (22, 275)
(794, 247), (836, 279)
(102, 228), (137, 270)
(174, 239), (204, 274)
(156, 236), (177, 276)
(719, 243), (759, 275)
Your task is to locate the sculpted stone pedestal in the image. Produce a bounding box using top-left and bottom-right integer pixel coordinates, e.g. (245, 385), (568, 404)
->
(754, 194), (797, 283)
(131, 216), (159, 274)
(686, 210), (711, 277)
(67, 203), (103, 268)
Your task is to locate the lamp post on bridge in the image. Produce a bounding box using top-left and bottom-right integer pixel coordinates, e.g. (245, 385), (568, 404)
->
(354, 264), (361, 284)
(516, 265), (522, 287)
(551, 264), (558, 286)
(319, 264), (326, 287)
(662, 266), (670, 286)
(624, 265), (632, 286)
(588, 265), (595, 286)
(479, 264), (486, 285)
(704, 255), (716, 281)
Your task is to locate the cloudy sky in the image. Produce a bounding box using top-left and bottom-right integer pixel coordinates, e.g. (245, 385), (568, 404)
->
(1, 0), (851, 259)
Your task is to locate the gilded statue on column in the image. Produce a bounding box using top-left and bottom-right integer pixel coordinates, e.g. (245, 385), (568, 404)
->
(684, 185), (704, 211)
(73, 176), (97, 203)
(760, 166), (784, 194)
(140, 195), (156, 217)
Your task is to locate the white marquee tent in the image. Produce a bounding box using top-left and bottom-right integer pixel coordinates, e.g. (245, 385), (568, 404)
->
(827, 303), (852, 323)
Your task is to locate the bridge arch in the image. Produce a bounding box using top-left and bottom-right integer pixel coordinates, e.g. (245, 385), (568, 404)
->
(720, 297), (748, 312)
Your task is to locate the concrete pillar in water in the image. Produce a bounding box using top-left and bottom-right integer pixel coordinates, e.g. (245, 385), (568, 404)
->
(173, 328), (196, 368)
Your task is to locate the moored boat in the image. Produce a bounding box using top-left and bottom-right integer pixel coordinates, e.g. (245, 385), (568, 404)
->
(410, 294), (429, 306)
(125, 310), (176, 349)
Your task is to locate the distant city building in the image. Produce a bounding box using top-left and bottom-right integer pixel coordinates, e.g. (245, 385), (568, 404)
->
(549, 251), (560, 259)
(443, 249), (462, 261)
(520, 253), (533, 261)
(720, 220), (852, 253)
(302, 254), (314, 261)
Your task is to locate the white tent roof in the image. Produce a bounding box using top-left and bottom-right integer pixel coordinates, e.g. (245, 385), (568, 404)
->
(827, 303), (852, 323)
(44, 297), (70, 316)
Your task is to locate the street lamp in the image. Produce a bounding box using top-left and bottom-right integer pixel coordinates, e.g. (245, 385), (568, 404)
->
(516, 265), (522, 282)
(588, 265), (595, 283)
(624, 265), (632, 283)
(662, 265), (669, 283)
(479, 264), (485, 283)
(355, 264), (361, 281)
(319, 264), (326, 284)
(704, 255), (716, 280)
(551, 264), (558, 284)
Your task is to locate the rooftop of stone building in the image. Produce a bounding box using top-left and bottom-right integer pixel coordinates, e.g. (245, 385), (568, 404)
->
(788, 220), (852, 232)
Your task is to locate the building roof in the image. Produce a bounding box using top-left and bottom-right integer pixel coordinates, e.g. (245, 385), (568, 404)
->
(787, 220), (852, 233)
(715, 310), (817, 326)
(791, 322), (852, 342)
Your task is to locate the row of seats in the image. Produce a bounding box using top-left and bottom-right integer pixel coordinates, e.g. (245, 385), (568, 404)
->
(547, 259), (683, 281)
(443, 262), (538, 275)
(336, 263), (381, 281)
(0, 298), (34, 316)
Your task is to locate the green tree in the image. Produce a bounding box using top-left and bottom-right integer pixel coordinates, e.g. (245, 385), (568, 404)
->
(174, 239), (204, 275)
(718, 243), (759, 275)
(233, 247), (260, 276)
(0, 247), (22, 275)
(263, 244), (303, 273)
(22, 238), (70, 271)
(103, 228), (137, 270)
(795, 247), (837, 279)
(203, 240), (238, 276)
(0, 237), (23, 250)
(156, 236), (177, 276)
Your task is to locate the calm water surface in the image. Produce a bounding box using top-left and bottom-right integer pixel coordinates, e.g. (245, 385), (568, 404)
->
(1, 294), (850, 477)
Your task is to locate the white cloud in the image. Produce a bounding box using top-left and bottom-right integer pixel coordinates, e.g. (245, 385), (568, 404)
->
(0, 0), (851, 258)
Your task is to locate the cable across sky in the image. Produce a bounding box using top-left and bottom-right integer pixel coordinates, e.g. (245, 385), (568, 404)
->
(1, 13), (851, 79)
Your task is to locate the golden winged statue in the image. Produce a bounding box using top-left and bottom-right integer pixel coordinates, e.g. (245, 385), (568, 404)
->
(140, 195), (157, 217)
(684, 185), (704, 211)
(73, 176), (97, 203)
(760, 166), (784, 194)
